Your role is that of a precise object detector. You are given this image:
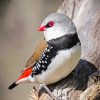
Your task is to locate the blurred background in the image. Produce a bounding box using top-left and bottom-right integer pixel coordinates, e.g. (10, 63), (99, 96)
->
(0, 0), (61, 100)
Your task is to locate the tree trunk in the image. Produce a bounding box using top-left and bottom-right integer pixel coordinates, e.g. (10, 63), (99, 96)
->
(31, 0), (100, 100)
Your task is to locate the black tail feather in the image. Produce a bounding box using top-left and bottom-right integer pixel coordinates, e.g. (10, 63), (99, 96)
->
(8, 82), (18, 90)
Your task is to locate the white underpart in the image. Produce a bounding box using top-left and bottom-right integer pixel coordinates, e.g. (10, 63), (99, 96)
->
(16, 77), (31, 84)
(35, 43), (81, 84)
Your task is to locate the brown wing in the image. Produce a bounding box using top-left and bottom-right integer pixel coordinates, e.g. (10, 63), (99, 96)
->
(24, 38), (47, 70)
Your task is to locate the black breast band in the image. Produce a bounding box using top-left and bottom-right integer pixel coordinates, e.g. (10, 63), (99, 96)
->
(48, 33), (80, 50)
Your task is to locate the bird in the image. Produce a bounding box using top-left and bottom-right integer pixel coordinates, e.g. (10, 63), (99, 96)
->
(8, 13), (81, 98)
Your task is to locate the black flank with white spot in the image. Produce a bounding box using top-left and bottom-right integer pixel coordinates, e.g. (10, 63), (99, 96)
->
(31, 33), (80, 76)
(31, 46), (57, 76)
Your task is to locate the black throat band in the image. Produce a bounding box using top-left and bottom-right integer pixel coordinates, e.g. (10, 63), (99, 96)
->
(48, 33), (80, 50)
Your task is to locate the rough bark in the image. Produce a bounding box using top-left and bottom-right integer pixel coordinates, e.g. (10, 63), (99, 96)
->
(31, 0), (100, 100)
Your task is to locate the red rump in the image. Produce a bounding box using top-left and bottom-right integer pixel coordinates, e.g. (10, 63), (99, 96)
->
(18, 67), (32, 80)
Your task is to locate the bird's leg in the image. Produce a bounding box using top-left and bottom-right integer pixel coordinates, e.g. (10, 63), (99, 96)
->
(34, 76), (57, 99)
(39, 84), (57, 100)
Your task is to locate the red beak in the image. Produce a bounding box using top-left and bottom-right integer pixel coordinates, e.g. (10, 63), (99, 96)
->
(38, 26), (46, 31)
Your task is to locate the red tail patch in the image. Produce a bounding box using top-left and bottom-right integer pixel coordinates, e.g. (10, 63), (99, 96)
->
(17, 67), (32, 80)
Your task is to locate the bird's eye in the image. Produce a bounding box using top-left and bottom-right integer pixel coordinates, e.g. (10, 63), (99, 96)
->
(46, 21), (55, 28)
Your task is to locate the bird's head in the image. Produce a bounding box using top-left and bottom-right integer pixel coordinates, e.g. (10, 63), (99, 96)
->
(38, 13), (76, 41)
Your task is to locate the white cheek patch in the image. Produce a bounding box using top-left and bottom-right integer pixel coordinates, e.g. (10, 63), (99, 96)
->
(44, 26), (66, 41)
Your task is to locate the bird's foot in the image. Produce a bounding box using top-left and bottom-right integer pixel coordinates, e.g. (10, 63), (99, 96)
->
(40, 84), (57, 100)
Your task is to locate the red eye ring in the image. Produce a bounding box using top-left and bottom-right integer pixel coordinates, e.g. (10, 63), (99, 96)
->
(48, 21), (55, 27)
